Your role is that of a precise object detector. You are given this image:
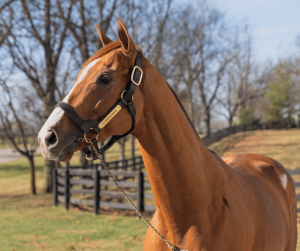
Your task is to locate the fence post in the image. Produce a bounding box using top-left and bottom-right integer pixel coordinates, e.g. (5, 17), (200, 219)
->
(94, 166), (100, 215)
(137, 170), (144, 212)
(131, 136), (136, 170)
(65, 167), (70, 210)
(53, 168), (58, 206)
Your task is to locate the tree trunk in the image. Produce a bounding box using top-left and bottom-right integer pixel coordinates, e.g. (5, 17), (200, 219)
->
(187, 86), (195, 124)
(235, 105), (242, 125)
(43, 100), (56, 193)
(204, 111), (211, 137)
(43, 158), (55, 193)
(27, 155), (36, 195)
(228, 113), (234, 127)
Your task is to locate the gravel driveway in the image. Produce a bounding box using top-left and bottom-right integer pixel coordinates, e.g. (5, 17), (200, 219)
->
(0, 147), (40, 164)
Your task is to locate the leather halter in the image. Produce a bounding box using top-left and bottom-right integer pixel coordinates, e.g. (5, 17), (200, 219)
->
(55, 49), (143, 160)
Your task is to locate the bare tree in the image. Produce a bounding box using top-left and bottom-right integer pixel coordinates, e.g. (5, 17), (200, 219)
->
(0, 0), (14, 46)
(167, 8), (206, 125)
(216, 36), (262, 126)
(56, 0), (122, 65)
(168, 3), (241, 136)
(0, 80), (39, 195)
(4, 0), (74, 192)
(197, 23), (239, 136)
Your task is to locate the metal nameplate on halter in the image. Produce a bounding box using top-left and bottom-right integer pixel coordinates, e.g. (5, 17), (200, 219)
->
(98, 105), (121, 129)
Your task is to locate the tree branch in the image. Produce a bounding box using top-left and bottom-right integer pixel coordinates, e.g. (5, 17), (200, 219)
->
(20, 0), (43, 43)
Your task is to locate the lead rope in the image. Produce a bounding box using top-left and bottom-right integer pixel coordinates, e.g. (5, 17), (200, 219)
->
(83, 137), (180, 251)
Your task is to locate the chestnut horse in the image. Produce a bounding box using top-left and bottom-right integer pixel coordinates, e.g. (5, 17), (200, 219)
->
(38, 19), (297, 250)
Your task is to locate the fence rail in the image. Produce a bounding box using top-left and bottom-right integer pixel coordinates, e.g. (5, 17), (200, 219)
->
(53, 156), (155, 214)
(201, 121), (300, 146)
(0, 135), (37, 146)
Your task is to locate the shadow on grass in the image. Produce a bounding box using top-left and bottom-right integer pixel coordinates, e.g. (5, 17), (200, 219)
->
(0, 192), (53, 210)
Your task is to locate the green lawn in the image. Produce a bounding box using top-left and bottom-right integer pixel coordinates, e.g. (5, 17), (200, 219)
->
(209, 129), (300, 170)
(0, 138), (147, 251)
(0, 194), (148, 251)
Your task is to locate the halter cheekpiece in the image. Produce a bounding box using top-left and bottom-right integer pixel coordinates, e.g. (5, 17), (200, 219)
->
(55, 49), (143, 160)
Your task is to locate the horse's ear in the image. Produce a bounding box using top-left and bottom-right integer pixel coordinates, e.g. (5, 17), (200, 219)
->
(117, 19), (136, 55)
(95, 24), (112, 46)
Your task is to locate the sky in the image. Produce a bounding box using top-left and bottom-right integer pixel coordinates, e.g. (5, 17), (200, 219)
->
(191, 0), (300, 62)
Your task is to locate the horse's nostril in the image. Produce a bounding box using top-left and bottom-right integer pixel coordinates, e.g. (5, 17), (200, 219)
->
(45, 130), (57, 147)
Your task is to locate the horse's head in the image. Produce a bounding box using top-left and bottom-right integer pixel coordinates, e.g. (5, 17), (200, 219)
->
(38, 19), (144, 162)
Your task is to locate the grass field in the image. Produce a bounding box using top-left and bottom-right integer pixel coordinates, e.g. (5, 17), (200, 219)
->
(210, 129), (300, 170)
(0, 138), (146, 251)
(0, 195), (148, 251)
(1, 129), (300, 250)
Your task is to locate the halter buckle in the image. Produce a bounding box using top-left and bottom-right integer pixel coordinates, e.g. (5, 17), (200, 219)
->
(131, 66), (143, 86)
(83, 129), (98, 143)
(121, 90), (133, 100)
(86, 154), (93, 161)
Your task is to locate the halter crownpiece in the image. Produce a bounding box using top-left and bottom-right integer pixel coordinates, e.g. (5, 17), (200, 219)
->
(55, 49), (143, 160)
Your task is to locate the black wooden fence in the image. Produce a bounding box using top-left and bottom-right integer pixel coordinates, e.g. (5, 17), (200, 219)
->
(53, 156), (156, 214)
(51, 120), (300, 214)
(201, 121), (300, 146)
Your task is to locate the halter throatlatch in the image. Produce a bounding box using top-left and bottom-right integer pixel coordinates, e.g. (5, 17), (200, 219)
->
(55, 49), (143, 160)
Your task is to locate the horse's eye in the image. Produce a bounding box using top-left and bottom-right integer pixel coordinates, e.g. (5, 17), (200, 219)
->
(97, 75), (111, 85)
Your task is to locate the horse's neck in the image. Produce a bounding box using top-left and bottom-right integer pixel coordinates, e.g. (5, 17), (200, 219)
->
(133, 61), (228, 233)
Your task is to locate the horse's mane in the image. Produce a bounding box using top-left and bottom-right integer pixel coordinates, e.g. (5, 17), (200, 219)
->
(165, 81), (202, 142)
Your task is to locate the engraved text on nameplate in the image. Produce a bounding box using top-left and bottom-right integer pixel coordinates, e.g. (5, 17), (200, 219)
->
(98, 105), (122, 129)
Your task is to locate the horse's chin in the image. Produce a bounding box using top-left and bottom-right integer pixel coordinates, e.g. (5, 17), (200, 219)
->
(57, 140), (87, 162)
(57, 140), (91, 162)
(57, 146), (75, 162)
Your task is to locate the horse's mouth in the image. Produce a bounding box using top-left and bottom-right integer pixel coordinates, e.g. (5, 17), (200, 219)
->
(56, 139), (86, 162)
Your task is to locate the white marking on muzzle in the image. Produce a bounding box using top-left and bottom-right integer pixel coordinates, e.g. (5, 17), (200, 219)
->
(38, 58), (101, 154)
(38, 107), (64, 155)
(280, 174), (287, 189)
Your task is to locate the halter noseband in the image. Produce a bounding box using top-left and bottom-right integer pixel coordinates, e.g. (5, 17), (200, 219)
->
(55, 49), (143, 160)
